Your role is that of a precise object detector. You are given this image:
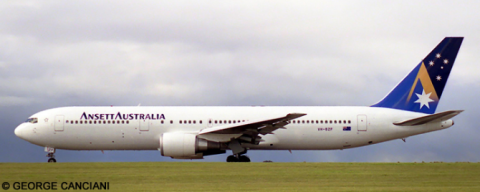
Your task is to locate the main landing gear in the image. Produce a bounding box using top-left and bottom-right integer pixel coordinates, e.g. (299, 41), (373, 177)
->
(226, 154), (251, 162)
(226, 139), (251, 162)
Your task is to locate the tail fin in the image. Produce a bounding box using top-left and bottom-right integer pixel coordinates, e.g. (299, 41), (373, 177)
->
(371, 37), (463, 114)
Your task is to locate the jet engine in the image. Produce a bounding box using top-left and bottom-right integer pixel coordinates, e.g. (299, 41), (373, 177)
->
(160, 132), (225, 159)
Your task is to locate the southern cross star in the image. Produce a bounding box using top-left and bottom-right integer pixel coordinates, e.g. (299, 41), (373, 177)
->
(414, 90), (434, 109)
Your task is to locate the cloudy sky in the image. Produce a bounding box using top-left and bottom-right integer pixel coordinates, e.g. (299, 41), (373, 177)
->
(1, 0), (479, 163)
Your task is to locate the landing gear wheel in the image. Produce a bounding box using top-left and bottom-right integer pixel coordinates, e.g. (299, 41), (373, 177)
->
(226, 155), (238, 162)
(46, 152), (56, 163)
(239, 155), (251, 162)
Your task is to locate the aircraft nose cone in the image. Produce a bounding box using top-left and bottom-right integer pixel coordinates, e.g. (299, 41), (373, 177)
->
(14, 124), (26, 140)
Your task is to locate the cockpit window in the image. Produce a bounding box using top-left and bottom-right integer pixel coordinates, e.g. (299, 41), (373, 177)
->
(25, 118), (38, 124)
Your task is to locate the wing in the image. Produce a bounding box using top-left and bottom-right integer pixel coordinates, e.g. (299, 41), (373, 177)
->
(197, 113), (306, 143)
(393, 110), (463, 126)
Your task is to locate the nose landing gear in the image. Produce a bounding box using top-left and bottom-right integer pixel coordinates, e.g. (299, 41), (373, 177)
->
(45, 147), (56, 163)
(47, 153), (56, 163)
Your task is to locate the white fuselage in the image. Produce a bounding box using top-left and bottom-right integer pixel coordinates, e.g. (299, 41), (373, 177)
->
(14, 106), (453, 152)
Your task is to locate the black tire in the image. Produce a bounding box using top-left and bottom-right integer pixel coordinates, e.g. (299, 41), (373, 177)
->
(226, 155), (238, 162)
(48, 158), (56, 163)
(239, 155), (251, 162)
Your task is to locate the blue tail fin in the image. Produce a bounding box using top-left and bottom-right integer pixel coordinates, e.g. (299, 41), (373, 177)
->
(371, 37), (463, 114)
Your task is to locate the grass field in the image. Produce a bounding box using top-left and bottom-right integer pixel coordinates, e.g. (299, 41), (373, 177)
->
(1, 162), (480, 191)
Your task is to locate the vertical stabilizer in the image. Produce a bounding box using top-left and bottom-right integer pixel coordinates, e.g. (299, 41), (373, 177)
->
(371, 37), (463, 114)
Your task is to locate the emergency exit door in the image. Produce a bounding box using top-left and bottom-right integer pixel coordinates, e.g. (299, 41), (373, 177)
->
(139, 119), (150, 131)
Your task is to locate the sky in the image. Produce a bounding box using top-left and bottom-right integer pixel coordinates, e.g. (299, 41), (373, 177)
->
(1, 0), (480, 163)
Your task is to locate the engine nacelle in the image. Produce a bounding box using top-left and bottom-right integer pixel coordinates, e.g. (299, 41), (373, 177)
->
(160, 132), (225, 159)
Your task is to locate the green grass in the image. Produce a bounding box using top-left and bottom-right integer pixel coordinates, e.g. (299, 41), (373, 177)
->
(1, 162), (480, 191)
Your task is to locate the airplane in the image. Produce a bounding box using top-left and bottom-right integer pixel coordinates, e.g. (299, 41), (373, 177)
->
(15, 37), (464, 163)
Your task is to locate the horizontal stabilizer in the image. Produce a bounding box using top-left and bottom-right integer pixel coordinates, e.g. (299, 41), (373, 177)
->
(393, 110), (463, 126)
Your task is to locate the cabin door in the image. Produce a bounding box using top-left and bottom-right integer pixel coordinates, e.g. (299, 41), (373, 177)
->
(54, 115), (64, 131)
(357, 115), (367, 131)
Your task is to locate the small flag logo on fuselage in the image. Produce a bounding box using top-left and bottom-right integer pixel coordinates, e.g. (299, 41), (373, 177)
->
(343, 126), (351, 131)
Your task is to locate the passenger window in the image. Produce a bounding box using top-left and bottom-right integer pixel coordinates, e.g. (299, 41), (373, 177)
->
(94, 121), (96, 124)
(188, 120), (191, 124)
(179, 120), (182, 124)
(302, 120), (305, 124)
(329, 120), (332, 124)
(103, 121), (106, 124)
(228, 120), (231, 124)
(122, 121), (125, 124)
(348, 120), (351, 124)
(66, 120), (69, 123)
(89, 121), (92, 124)
(306, 120), (309, 124)
(193, 120), (196, 124)
(215, 120), (217, 124)
(71, 121), (74, 124)
(200, 120), (202, 124)
(126, 120), (129, 124)
(170, 120), (173, 124)
(161, 120), (164, 124)
(75, 120), (78, 124)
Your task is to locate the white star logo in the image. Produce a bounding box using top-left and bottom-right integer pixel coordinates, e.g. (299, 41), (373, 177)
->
(441, 66), (444, 69)
(436, 53), (441, 58)
(444, 59), (449, 64)
(415, 90), (434, 109)
(436, 75), (442, 81)
(429, 61), (434, 66)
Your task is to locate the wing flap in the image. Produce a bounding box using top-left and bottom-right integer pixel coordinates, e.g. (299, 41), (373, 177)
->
(393, 110), (463, 126)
